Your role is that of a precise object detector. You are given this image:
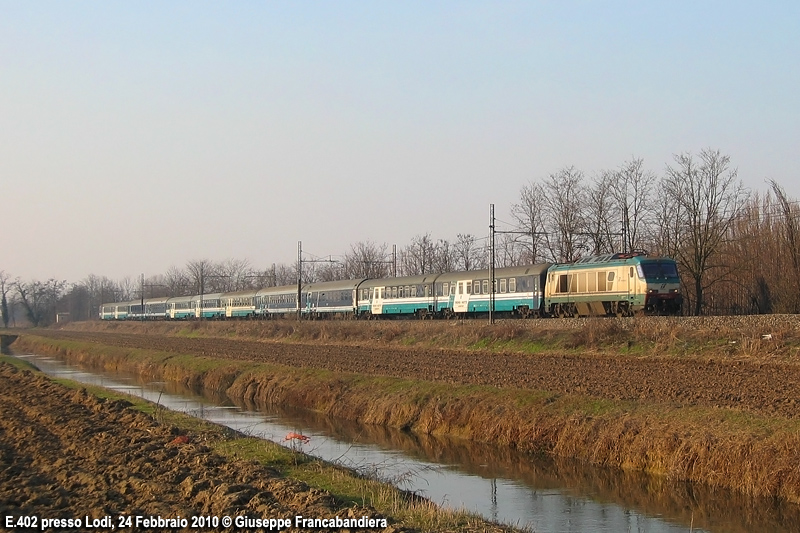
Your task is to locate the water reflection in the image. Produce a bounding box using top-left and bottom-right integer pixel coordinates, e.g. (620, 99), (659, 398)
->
(16, 353), (800, 533)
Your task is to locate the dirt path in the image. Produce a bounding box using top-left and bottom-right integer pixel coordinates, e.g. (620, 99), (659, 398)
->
(0, 363), (394, 532)
(28, 329), (800, 419)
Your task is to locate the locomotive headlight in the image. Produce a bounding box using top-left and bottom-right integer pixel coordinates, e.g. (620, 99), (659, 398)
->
(647, 288), (658, 294)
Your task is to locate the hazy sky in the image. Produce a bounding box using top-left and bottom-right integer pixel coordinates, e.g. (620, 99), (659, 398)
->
(2, 2), (799, 282)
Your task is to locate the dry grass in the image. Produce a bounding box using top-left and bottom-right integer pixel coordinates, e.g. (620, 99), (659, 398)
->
(54, 315), (800, 361)
(17, 333), (800, 505)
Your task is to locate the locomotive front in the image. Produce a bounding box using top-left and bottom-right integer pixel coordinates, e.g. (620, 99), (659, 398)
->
(635, 258), (682, 315)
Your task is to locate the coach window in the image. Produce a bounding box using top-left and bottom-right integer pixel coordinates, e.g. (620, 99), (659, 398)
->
(500, 278), (507, 293)
(405, 286), (410, 297)
(450, 283), (456, 296)
(509, 277), (516, 293)
(481, 280), (488, 294)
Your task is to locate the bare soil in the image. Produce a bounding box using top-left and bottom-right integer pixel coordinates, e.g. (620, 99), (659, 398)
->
(0, 363), (396, 532)
(27, 328), (800, 420)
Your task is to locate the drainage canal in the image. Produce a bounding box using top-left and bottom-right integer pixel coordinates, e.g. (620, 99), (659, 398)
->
(15, 352), (800, 533)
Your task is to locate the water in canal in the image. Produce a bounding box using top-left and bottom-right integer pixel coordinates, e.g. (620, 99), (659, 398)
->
(15, 352), (800, 533)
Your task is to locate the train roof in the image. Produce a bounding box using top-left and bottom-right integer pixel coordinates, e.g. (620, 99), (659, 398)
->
(550, 252), (676, 270)
(435, 263), (551, 283)
(302, 278), (366, 292)
(220, 288), (259, 298)
(167, 295), (194, 303)
(255, 284), (300, 297)
(359, 273), (440, 288)
(143, 296), (171, 305)
(191, 292), (224, 300)
(100, 300), (138, 307)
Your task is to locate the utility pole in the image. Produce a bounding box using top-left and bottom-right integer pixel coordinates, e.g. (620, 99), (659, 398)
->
(489, 203), (550, 324)
(296, 240), (339, 320)
(489, 204), (495, 325)
(140, 273), (145, 323)
(297, 241), (302, 320)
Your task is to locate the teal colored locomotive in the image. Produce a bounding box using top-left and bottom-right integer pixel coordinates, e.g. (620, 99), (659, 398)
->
(544, 252), (682, 317)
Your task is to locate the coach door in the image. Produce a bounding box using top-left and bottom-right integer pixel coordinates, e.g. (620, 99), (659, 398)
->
(453, 280), (470, 313)
(371, 287), (384, 315)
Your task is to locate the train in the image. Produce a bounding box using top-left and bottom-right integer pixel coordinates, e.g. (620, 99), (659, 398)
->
(99, 252), (683, 321)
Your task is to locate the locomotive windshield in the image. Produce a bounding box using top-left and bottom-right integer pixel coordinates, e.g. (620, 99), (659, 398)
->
(638, 261), (679, 280)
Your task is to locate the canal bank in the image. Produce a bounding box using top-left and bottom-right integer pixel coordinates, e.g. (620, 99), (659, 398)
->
(14, 330), (800, 509)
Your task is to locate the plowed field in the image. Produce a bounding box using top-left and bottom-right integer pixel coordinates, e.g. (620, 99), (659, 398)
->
(0, 363), (396, 532)
(27, 328), (800, 419)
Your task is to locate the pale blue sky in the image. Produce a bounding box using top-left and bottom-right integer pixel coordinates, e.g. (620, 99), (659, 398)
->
(2, 2), (798, 281)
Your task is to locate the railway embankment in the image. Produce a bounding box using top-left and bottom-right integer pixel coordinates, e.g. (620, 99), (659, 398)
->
(11, 316), (800, 506)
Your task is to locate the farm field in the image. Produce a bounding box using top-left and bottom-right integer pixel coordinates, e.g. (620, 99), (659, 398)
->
(0, 358), (521, 533)
(23, 316), (800, 420)
(5, 315), (800, 524)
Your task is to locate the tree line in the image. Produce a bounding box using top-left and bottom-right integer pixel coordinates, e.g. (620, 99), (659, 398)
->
(3, 148), (799, 325)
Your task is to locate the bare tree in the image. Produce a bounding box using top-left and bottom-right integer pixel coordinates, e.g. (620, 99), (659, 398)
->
(495, 233), (524, 267)
(453, 234), (481, 271)
(186, 259), (218, 294)
(218, 258), (254, 291)
(344, 241), (391, 279)
(0, 271), (10, 328)
(273, 263), (297, 286)
(510, 181), (549, 263)
(541, 166), (589, 262)
(650, 189), (684, 260)
(770, 179), (800, 311)
(164, 266), (191, 296)
(431, 239), (455, 274)
(315, 261), (345, 282)
(584, 171), (619, 255)
(664, 149), (749, 315)
(79, 274), (121, 318)
(13, 278), (66, 326)
(117, 276), (137, 301)
(612, 158), (655, 253)
(400, 233), (436, 275)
